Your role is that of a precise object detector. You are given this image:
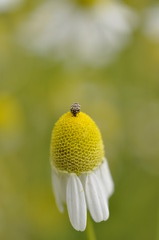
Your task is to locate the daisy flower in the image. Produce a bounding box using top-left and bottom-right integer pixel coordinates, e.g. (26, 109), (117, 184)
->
(17, 0), (137, 66)
(50, 103), (114, 231)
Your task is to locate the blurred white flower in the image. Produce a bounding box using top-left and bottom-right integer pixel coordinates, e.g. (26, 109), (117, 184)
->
(17, 0), (138, 66)
(143, 5), (159, 42)
(0, 0), (23, 12)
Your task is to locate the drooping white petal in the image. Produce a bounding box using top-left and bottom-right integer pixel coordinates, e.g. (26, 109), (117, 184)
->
(102, 159), (114, 197)
(94, 166), (108, 201)
(95, 159), (114, 199)
(51, 169), (64, 212)
(85, 172), (109, 222)
(66, 174), (87, 231)
(58, 172), (68, 204)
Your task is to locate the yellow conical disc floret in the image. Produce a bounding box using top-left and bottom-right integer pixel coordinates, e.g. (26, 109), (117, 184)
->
(50, 104), (104, 174)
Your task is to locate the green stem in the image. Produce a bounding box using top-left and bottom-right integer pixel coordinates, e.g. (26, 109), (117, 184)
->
(86, 215), (96, 240)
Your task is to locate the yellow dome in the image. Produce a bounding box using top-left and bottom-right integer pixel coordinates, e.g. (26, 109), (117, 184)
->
(50, 111), (104, 174)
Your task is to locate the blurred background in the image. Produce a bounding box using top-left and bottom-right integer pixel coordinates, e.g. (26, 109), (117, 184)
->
(0, 0), (159, 239)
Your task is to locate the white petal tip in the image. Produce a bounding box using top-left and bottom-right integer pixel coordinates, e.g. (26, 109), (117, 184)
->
(57, 205), (64, 213)
(73, 224), (86, 232)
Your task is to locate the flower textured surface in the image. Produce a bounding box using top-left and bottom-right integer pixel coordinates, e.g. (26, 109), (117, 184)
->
(50, 112), (104, 174)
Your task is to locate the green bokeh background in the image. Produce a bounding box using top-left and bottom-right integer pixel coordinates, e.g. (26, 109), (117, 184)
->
(0, 0), (159, 240)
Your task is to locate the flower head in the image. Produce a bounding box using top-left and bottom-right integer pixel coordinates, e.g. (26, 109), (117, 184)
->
(50, 103), (114, 231)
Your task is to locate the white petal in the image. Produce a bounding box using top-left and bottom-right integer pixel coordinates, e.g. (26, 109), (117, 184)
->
(58, 173), (68, 204)
(85, 172), (109, 222)
(102, 159), (114, 197)
(51, 169), (64, 212)
(94, 159), (114, 199)
(66, 174), (87, 231)
(94, 167), (108, 201)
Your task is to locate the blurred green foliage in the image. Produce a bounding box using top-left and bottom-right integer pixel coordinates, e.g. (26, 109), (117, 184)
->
(0, 0), (159, 240)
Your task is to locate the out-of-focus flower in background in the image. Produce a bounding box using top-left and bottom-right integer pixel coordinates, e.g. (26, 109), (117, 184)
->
(17, 0), (138, 66)
(142, 5), (159, 42)
(0, 0), (23, 12)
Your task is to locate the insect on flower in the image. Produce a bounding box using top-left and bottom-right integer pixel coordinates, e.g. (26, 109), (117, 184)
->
(50, 103), (114, 231)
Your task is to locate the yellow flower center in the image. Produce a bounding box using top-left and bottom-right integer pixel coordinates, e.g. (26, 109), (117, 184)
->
(50, 112), (104, 174)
